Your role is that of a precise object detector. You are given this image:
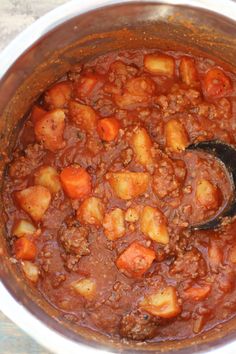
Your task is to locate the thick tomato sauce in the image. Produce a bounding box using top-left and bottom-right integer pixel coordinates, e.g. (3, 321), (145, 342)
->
(3, 49), (236, 341)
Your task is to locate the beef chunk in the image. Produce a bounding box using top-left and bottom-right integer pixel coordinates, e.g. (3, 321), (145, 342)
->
(9, 143), (45, 179)
(59, 226), (90, 257)
(170, 248), (207, 279)
(120, 310), (159, 341)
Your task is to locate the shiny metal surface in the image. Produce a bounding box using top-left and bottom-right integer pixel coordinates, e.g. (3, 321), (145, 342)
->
(1, 1), (236, 353)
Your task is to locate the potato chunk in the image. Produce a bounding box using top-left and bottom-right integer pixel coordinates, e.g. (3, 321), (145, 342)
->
(165, 119), (189, 152)
(107, 171), (150, 200)
(34, 109), (65, 152)
(15, 186), (51, 222)
(71, 278), (96, 300)
(68, 100), (97, 132)
(103, 208), (125, 240)
(22, 261), (39, 282)
(140, 206), (169, 245)
(179, 57), (198, 86)
(140, 286), (181, 318)
(131, 127), (153, 167)
(125, 207), (140, 223)
(196, 179), (220, 210)
(12, 220), (36, 238)
(77, 197), (105, 226)
(45, 81), (72, 109)
(126, 77), (156, 96)
(144, 54), (175, 77)
(35, 166), (61, 194)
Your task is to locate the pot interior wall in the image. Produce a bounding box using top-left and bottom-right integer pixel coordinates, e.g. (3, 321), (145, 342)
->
(1, 2), (236, 352)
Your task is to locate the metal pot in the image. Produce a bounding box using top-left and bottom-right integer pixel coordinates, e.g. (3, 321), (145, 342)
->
(0, 1), (236, 353)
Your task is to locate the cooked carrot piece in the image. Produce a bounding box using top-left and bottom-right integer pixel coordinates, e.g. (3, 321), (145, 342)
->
(103, 208), (125, 240)
(44, 81), (72, 109)
(34, 109), (65, 152)
(31, 105), (47, 124)
(107, 171), (150, 200)
(22, 261), (39, 282)
(116, 242), (156, 278)
(97, 118), (120, 142)
(202, 68), (232, 98)
(15, 186), (51, 222)
(165, 119), (189, 152)
(140, 206), (169, 245)
(140, 286), (181, 318)
(14, 237), (36, 261)
(60, 165), (92, 199)
(229, 245), (236, 263)
(179, 56), (198, 86)
(131, 127), (153, 167)
(184, 284), (211, 301)
(77, 196), (105, 226)
(12, 220), (36, 238)
(144, 54), (175, 77)
(196, 179), (220, 210)
(69, 100), (98, 132)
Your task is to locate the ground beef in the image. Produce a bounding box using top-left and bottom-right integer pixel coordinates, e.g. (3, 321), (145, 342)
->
(59, 226), (90, 257)
(170, 248), (207, 279)
(152, 157), (186, 199)
(119, 310), (159, 341)
(9, 143), (45, 179)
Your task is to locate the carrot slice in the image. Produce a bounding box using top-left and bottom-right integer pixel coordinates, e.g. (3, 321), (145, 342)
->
(202, 68), (232, 98)
(97, 118), (120, 142)
(60, 165), (92, 199)
(14, 237), (36, 261)
(184, 284), (211, 301)
(116, 241), (155, 278)
(31, 105), (47, 124)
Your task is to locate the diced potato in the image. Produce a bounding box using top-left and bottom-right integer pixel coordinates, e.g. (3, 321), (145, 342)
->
(179, 56), (198, 86)
(15, 186), (51, 222)
(208, 241), (223, 268)
(22, 261), (39, 282)
(75, 74), (102, 99)
(114, 93), (149, 109)
(44, 81), (72, 109)
(12, 220), (36, 238)
(196, 179), (220, 210)
(31, 105), (47, 124)
(184, 284), (211, 301)
(125, 207), (140, 223)
(144, 54), (175, 77)
(34, 109), (65, 152)
(140, 206), (169, 245)
(34, 166), (61, 194)
(126, 77), (156, 96)
(140, 286), (181, 318)
(71, 278), (96, 300)
(229, 245), (236, 263)
(68, 100), (98, 132)
(165, 119), (189, 152)
(103, 208), (125, 240)
(130, 127), (154, 167)
(77, 197), (105, 226)
(116, 242), (156, 278)
(107, 171), (150, 200)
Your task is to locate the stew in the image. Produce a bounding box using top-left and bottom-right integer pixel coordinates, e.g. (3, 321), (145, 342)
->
(3, 49), (236, 342)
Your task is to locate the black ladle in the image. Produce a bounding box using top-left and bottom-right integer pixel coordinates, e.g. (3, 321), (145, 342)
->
(187, 140), (236, 230)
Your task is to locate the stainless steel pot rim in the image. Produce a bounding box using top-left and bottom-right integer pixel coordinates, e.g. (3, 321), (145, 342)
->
(1, 1), (236, 353)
